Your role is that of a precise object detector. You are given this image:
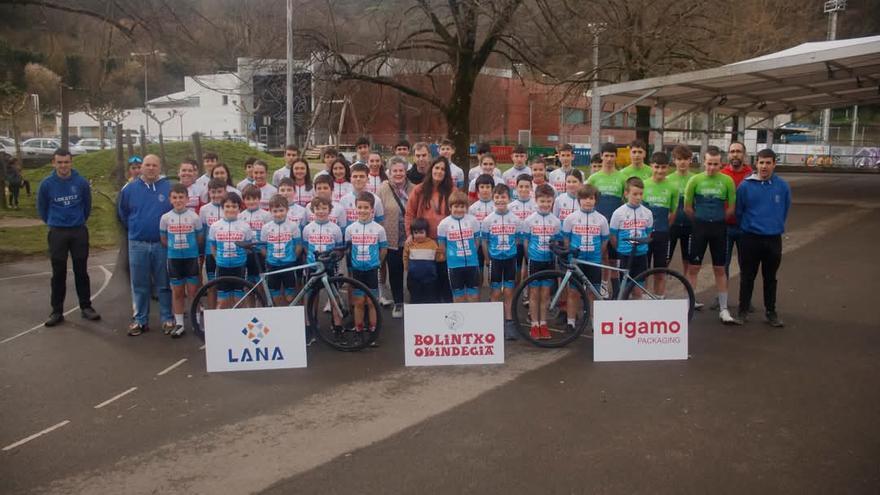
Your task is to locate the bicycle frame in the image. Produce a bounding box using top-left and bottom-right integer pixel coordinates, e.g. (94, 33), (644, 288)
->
(229, 259), (348, 317)
(548, 257), (656, 309)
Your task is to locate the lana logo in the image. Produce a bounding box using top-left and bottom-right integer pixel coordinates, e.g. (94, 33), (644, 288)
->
(241, 317), (271, 345)
(600, 317), (681, 339)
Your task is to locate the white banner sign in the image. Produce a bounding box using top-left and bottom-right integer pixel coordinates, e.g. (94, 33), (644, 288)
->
(593, 299), (688, 362)
(204, 306), (307, 372)
(404, 302), (504, 366)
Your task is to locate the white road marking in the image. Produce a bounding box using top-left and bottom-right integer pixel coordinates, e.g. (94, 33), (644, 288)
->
(2, 420), (71, 452)
(157, 359), (187, 376)
(0, 263), (115, 282)
(93, 387), (138, 409)
(0, 265), (113, 345)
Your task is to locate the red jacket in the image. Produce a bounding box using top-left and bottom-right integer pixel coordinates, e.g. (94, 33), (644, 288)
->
(721, 164), (752, 225)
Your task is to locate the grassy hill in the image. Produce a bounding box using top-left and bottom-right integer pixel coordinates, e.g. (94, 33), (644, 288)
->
(0, 140), (283, 260)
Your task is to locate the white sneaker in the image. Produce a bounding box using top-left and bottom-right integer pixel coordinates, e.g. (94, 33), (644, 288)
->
(392, 304), (403, 318)
(719, 308), (742, 325)
(323, 300), (331, 313)
(379, 296), (394, 308)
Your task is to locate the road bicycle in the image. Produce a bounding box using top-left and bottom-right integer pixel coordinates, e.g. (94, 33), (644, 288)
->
(511, 238), (695, 348)
(190, 242), (382, 351)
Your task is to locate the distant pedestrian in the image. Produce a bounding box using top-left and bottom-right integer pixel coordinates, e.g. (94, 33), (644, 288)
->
(117, 154), (173, 336)
(6, 158), (22, 209)
(736, 149), (791, 327)
(37, 148), (101, 327)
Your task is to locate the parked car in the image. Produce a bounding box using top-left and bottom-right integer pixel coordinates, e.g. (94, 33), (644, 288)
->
(77, 138), (115, 152)
(224, 135), (269, 152)
(19, 138), (86, 159)
(0, 136), (16, 154)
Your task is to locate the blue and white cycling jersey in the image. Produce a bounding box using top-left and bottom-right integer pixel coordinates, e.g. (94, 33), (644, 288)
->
(285, 202), (308, 231)
(520, 211), (562, 262)
(339, 191), (385, 225)
(208, 218), (253, 268)
(468, 199), (494, 224)
(332, 181), (353, 204)
(481, 210), (521, 260)
(160, 208), (202, 259)
(302, 220), (344, 264)
(199, 202), (223, 234)
(509, 197), (536, 222)
(345, 220), (387, 271)
(502, 165), (531, 189)
(562, 209), (608, 263)
(609, 203), (654, 256)
(553, 192), (578, 222)
(437, 214), (480, 269)
(185, 182), (205, 211)
(449, 162), (465, 189)
(468, 166), (503, 184)
(306, 202), (347, 228)
(261, 219), (301, 266)
(257, 183), (278, 211)
(239, 208), (272, 242)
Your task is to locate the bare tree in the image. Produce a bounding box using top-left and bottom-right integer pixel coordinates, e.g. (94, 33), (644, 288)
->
(297, 0), (564, 170)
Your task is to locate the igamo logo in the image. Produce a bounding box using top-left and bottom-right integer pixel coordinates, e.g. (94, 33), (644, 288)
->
(600, 317), (682, 339)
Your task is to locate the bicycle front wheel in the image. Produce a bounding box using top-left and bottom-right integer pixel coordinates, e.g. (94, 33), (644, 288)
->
(306, 276), (382, 352)
(190, 276), (267, 341)
(621, 268), (695, 321)
(511, 270), (590, 348)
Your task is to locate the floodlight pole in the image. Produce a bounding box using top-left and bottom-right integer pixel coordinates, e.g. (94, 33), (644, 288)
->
(285, 0), (295, 146)
(821, 0), (845, 145)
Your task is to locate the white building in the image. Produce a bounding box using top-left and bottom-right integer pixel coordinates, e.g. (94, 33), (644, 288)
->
(63, 73), (247, 141)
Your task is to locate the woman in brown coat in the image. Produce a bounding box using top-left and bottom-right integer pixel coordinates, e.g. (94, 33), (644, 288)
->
(377, 156), (415, 316)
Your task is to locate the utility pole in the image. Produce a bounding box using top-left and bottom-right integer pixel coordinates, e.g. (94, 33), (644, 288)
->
(285, 0), (295, 146)
(821, 0), (846, 145)
(131, 50), (164, 138)
(588, 22), (605, 151)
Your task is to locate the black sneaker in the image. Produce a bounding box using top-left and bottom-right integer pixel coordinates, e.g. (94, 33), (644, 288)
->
(80, 307), (101, 321)
(765, 311), (784, 328)
(566, 323), (576, 333)
(45, 312), (64, 327)
(170, 324), (186, 338)
(736, 310), (749, 323)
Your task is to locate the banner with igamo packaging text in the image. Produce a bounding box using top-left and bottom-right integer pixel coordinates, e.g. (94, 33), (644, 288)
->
(403, 302), (505, 366)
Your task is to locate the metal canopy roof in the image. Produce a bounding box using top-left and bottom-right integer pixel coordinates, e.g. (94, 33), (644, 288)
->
(595, 35), (880, 115)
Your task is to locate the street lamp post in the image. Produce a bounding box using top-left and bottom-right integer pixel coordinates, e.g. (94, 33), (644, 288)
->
(588, 22), (606, 150)
(821, 0), (846, 145)
(131, 50), (164, 138)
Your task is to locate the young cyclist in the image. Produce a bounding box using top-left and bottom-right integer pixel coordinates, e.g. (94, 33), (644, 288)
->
(549, 144), (576, 195)
(251, 160), (277, 210)
(590, 153), (602, 175)
(272, 145), (300, 187)
(684, 146), (740, 324)
(553, 169), (583, 222)
(178, 159), (205, 212)
(403, 218), (443, 304)
(437, 191), (481, 303)
(285, 158), (312, 207)
(481, 184), (522, 339)
(261, 195), (302, 306)
(502, 144), (531, 189)
(195, 151), (219, 189)
(344, 192), (387, 339)
(308, 175), (347, 226)
(366, 152), (388, 193)
(438, 139), (465, 189)
(239, 185), (272, 283)
(530, 158), (549, 188)
(302, 196), (344, 341)
(236, 156), (258, 191)
(340, 163), (384, 225)
(619, 139), (653, 181)
(468, 154), (502, 201)
(667, 144), (696, 275)
(200, 162), (240, 202)
(587, 142), (626, 294)
(470, 142), (492, 183)
(199, 179), (228, 284)
(208, 193), (253, 309)
(520, 184), (562, 339)
(642, 152), (678, 294)
(510, 173), (537, 288)
(468, 174), (496, 221)
(610, 178), (654, 292)
(314, 147), (338, 179)
(562, 184), (608, 332)
(468, 150), (503, 184)
(330, 158), (353, 203)
(277, 178), (308, 230)
(354, 136), (371, 165)
(160, 183), (203, 337)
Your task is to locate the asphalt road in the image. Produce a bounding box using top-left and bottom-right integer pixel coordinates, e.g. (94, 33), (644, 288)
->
(0, 173), (877, 494)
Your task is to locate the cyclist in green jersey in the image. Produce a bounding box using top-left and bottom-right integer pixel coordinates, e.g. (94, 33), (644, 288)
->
(666, 145), (696, 275)
(684, 146), (740, 325)
(586, 142), (626, 295)
(619, 139), (653, 182)
(642, 152), (678, 296)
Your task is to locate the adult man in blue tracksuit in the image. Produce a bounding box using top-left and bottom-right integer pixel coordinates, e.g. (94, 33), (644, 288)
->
(117, 154), (173, 336)
(38, 148), (101, 326)
(736, 148), (791, 328)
